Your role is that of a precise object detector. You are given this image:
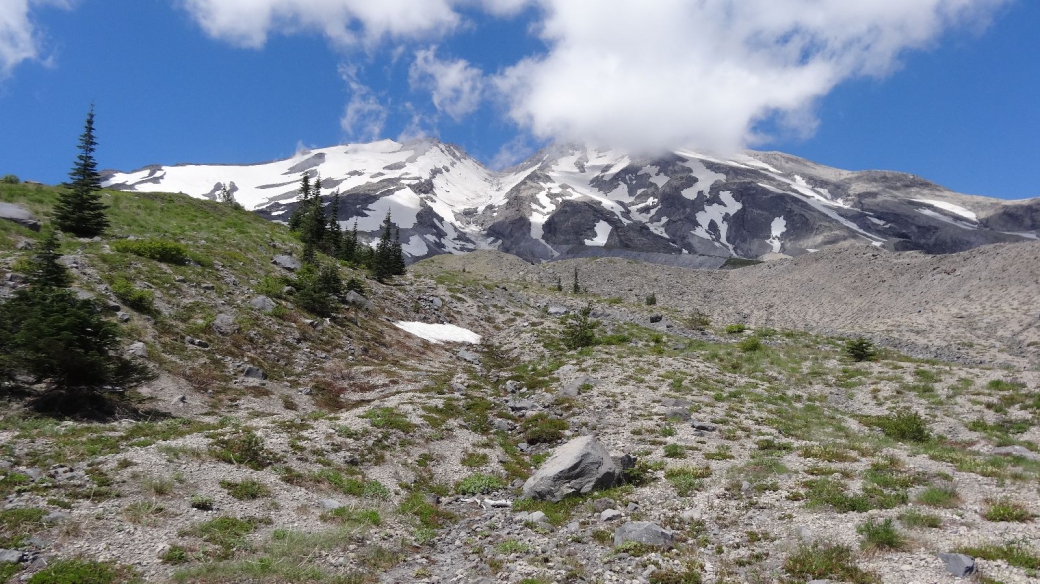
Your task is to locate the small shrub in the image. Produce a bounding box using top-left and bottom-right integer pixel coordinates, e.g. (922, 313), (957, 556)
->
(142, 474), (174, 496)
(190, 494), (214, 511)
(110, 278), (154, 313)
(783, 543), (880, 584)
(461, 451), (490, 468)
(684, 310), (711, 330)
(561, 303), (599, 350)
(209, 429), (279, 470)
(495, 538), (531, 554)
(983, 498), (1035, 522)
(645, 292), (657, 306)
(182, 516), (266, 558)
(1, 174), (20, 184)
(322, 506), (381, 526)
(845, 338), (877, 362)
(915, 485), (959, 508)
(898, 509), (942, 528)
(956, 541), (1040, 570)
(26, 559), (134, 584)
(455, 473), (505, 495)
(665, 466), (712, 496)
(361, 406), (415, 432)
(738, 336), (762, 352)
(161, 545), (190, 565)
(663, 443), (686, 459)
(856, 518), (904, 550)
(725, 323), (747, 334)
(220, 479), (270, 500)
(864, 411), (931, 443)
(111, 238), (192, 265)
(649, 564), (703, 584)
(521, 413), (568, 444)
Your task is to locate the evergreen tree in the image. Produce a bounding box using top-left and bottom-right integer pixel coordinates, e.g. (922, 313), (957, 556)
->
(390, 226), (406, 276)
(27, 231), (72, 289)
(560, 303), (599, 350)
(288, 174), (311, 232)
(340, 219), (359, 264)
(54, 106), (109, 237)
(372, 211), (396, 282)
(572, 267), (581, 294)
(327, 191), (342, 256)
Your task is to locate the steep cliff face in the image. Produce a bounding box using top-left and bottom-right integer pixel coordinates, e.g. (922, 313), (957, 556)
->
(103, 139), (1038, 264)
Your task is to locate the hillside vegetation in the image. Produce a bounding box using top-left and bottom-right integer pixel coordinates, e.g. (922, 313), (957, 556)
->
(0, 184), (1038, 584)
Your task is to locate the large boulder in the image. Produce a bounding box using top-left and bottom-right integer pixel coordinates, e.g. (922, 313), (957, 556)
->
(522, 435), (619, 502)
(0, 202), (40, 231)
(937, 553), (976, 577)
(271, 255), (301, 272)
(249, 295), (276, 313)
(613, 522), (674, 549)
(212, 313), (238, 336)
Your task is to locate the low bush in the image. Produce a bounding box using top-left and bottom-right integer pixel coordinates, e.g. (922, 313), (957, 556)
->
(110, 278), (154, 313)
(783, 543), (880, 584)
(111, 238), (192, 265)
(521, 413), (568, 444)
(864, 411), (931, 443)
(455, 473), (505, 495)
(725, 324), (747, 334)
(845, 338), (877, 362)
(983, 498), (1035, 522)
(26, 558), (135, 584)
(220, 479), (270, 500)
(857, 518), (904, 550)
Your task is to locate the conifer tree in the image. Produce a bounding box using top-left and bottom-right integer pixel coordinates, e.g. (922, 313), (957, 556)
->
(27, 231), (72, 289)
(341, 219), (359, 264)
(390, 226), (406, 276)
(372, 211), (397, 282)
(572, 267), (581, 294)
(288, 174), (311, 231)
(54, 106), (109, 237)
(327, 191), (342, 256)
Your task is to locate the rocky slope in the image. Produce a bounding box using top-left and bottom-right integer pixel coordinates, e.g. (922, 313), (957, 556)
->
(1, 184), (1039, 584)
(101, 140), (1040, 265)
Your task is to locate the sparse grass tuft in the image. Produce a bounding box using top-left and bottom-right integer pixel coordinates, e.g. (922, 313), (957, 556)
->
(915, 485), (960, 508)
(521, 413), (569, 444)
(856, 518), (904, 551)
(898, 509), (942, 529)
(783, 543), (880, 584)
(956, 541), (1040, 570)
(982, 498), (1035, 522)
(863, 411), (931, 443)
(26, 558), (136, 584)
(361, 407), (415, 433)
(665, 465), (711, 496)
(455, 473), (505, 495)
(220, 479), (271, 500)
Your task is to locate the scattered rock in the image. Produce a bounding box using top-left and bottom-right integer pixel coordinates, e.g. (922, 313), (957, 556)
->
(212, 313), (238, 336)
(41, 512), (69, 524)
(522, 435), (619, 502)
(272, 255), (302, 271)
(249, 296), (277, 313)
(649, 314), (663, 323)
(344, 291), (372, 311)
(116, 311), (131, 323)
(320, 499), (344, 511)
(680, 509), (702, 523)
(0, 549), (24, 563)
(691, 420), (717, 432)
(613, 522), (673, 549)
(457, 349), (481, 364)
(937, 553), (976, 577)
(243, 366), (267, 380)
(547, 305), (568, 316)
(601, 509), (622, 522)
(528, 511), (548, 524)
(592, 498), (615, 513)
(560, 376), (599, 398)
(185, 336), (209, 349)
(665, 408), (692, 422)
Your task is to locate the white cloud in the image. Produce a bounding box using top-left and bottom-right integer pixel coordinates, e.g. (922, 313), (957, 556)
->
(409, 46), (485, 121)
(339, 64), (388, 142)
(0, 0), (71, 78)
(182, 0), (1008, 153)
(488, 134), (537, 170)
(495, 0), (1009, 154)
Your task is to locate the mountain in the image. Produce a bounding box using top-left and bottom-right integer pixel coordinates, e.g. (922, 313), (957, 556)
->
(102, 139), (1040, 265)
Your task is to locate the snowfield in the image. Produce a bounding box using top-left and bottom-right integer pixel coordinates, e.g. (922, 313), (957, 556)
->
(393, 322), (482, 344)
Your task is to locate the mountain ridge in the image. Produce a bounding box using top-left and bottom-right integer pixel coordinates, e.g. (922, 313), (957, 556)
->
(102, 139), (1040, 264)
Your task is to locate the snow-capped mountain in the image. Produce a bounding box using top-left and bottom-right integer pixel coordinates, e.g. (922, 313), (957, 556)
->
(102, 139), (1040, 265)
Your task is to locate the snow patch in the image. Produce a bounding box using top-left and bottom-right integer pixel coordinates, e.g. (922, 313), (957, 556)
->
(584, 221), (612, 246)
(354, 188), (422, 231)
(916, 208), (978, 230)
(401, 235), (429, 257)
(692, 191), (742, 253)
(911, 199), (978, 222)
(393, 322), (481, 344)
(680, 159), (726, 201)
(767, 216), (787, 253)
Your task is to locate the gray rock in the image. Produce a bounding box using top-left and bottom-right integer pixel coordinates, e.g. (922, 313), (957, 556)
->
(680, 509), (702, 523)
(319, 499), (344, 511)
(522, 435), (619, 502)
(127, 342), (148, 358)
(0, 549), (24, 563)
(185, 336), (209, 349)
(626, 502), (640, 512)
(649, 314), (663, 323)
(504, 380), (523, 393)
(547, 305), (568, 316)
(513, 511), (530, 523)
(457, 349), (481, 364)
(243, 365), (267, 380)
(601, 509), (622, 522)
(116, 311), (131, 323)
(661, 398), (692, 408)
(248, 296), (276, 313)
(611, 453), (637, 473)
(613, 522), (673, 549)
(691, 420), (717, 432)
(560, 376), (599, 398)
(41, 512), (69, 524)
(937, 553), (976, 577)
(344, 291), (371, 311)
(272, 255), (302, 271)
(665, 408), (692, 422)
(992, 445), (1040, 461)
(212, 313), (238, 336)
(492, 419), (513, 432)
(507, 400), (536, 412)
(528, 511), (548, 524)
(592, 498), (615, 513)
(0, 202), (40, 231)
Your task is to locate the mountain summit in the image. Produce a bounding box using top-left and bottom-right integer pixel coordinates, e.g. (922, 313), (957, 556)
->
(102, 139), (1039, 265)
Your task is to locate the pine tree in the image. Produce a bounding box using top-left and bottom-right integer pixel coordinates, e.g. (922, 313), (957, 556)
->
(27, 231), (72, 289)
(572, 267), (581, 294)
(390, 226), (406, 276)
(341, 219), (359, 264)
(372, 211), (396, 282)
(327, 191), (342, 256)
(288, 174), (311, 232)
(54, 106), (109, 237)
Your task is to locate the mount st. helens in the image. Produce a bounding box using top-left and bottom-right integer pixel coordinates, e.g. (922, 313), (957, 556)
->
(101, 139), (1040, 265)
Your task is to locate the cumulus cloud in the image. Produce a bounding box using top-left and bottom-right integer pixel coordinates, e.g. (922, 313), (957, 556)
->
(0, 0), (70, 78)
(339, 64), (388, 141)
(182, 0), (1007, 153)
(495, 0), (1009, 154)
(409, 47), (485, 121)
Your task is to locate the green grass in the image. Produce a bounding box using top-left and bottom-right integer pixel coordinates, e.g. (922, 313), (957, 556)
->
(783, 543), (879, 584)
(862, 411), (931, 443)
(360, 407), (415, 432)
(663, 443), (686, 458)
(180, 516), (270, 559)
(460, 451), (490, 468)
(898, 509), (942, 529)
(495, 538), (531, 554)
(521, 413), (568, 444)
(856, 518), (905, 551)
(915, 485), (960, 508)
(220, 479), (271, 500)
(799, 478), (907, 513)
(455, 473), (505, 495)
(664, 465), (712, 496)
(956, 541), (1040, 570)
(983, 498), (1035, 522)
(321, 506), (381, 526)
(0, 507), (45, 547)
(26, 558), (138, 584)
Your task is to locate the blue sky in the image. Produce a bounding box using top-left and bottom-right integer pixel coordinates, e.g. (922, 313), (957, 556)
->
(0, 0), (1036, 199)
